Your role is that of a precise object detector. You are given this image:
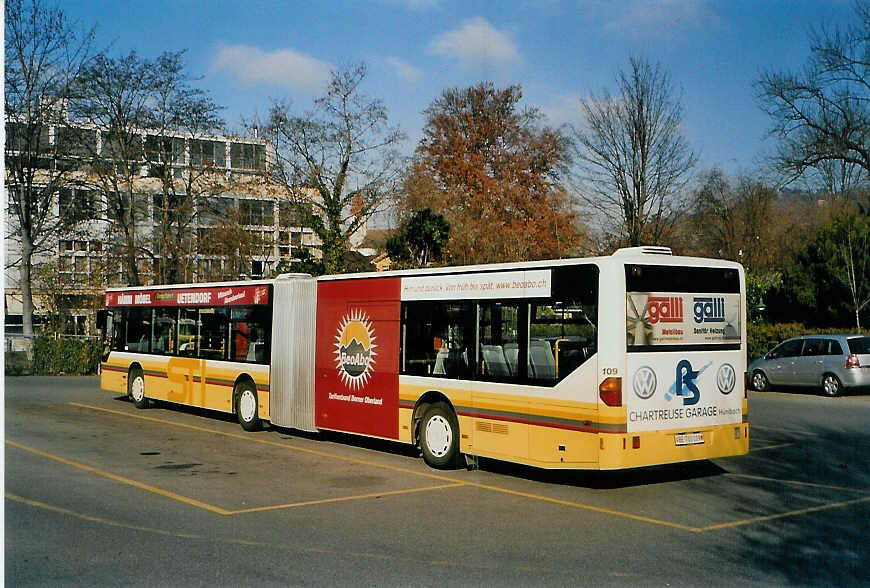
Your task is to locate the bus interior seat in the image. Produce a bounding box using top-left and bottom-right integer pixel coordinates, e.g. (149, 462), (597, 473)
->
(433, 346), (469, 378)
(481, 344), (511, 377)
(503, 343), (519, 375)
(529, 339), (555, 380)
(433, 347), (448, 375)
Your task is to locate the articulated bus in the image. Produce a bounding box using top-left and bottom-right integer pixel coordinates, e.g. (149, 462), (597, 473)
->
(99, 247), (749, 470)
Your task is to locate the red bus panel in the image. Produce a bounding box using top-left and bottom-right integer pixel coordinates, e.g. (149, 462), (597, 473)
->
(315, 278), (401, 439)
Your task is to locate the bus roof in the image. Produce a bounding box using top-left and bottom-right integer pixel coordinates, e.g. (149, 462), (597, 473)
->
(103, 249), (743, 292)
(316, 249), (744, 282)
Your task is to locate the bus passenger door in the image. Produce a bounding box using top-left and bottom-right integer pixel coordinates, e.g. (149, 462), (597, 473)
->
(471, 302), (530, 461)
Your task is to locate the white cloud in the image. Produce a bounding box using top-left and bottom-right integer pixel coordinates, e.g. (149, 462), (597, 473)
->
(212, 44), (331, 92)
(427, 17), (520, 68)
(540, 93), (585, 130)
(385, 57), (423, 82)
(602, 0), (720, 39)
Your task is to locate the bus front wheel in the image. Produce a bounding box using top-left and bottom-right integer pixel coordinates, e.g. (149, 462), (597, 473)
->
(129, 369), (149, 409)
(419, 402), (460, 469)
(235, 382), (261, 431)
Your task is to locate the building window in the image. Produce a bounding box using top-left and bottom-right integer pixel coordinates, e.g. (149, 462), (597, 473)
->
(190, 139), (224, 167)
(59, 188), (98, 223)
(56, 126), (97, 158)
(239, 199), (273, 226)
(230, 142), (264, 170)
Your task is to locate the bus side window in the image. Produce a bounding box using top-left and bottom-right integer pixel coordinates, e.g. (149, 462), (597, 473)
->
(402, 301), (472, 379)
(111, 309), (126, 352)
(528, 265), (598, 385)
(478, 302), (523, 382)
(231, 306), (270, 363)
(198, 308), (228, 360)
(152, 308), (177, 355)
(178, 309), (198, 356)
(125, 308), (152, 353)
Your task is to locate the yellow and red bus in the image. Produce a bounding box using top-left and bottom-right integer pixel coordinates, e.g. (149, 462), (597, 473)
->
(99, 247), (749, 470)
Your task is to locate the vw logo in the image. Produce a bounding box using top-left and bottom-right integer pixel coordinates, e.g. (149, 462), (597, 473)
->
(633, 366), (657, 399)
(717, 363), (736, 395)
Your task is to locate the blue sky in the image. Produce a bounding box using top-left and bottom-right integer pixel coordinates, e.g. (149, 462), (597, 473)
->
(61, 0), (855, 175)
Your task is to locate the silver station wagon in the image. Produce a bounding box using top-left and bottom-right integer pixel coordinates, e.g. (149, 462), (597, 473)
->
(749, 334), (870, 396)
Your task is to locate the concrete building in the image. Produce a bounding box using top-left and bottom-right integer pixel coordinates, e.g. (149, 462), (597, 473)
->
(5, 119), (366, 338)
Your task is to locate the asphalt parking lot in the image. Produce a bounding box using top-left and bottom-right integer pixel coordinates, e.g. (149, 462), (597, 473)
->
(6, 376), (870, 586)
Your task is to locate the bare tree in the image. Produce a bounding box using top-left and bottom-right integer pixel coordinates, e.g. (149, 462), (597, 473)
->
(757, 0), (870, 188)
(145, 53), (224, 284)
(572, 57), (697, 247)
(5, 0), (95, 343)
(688, 169), (779, 272)
(196, 198), (278, 281)
(70, 50), (223, 286)
(268, 63), (406, 274)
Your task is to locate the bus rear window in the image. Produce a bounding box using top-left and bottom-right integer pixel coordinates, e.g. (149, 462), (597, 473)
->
(625, 264), (741, 352)
(625, 265), (740, 293)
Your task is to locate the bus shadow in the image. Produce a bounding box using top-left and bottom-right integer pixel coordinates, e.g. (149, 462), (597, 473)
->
(472, 456), (728, 489)
(114, 395), (728, 489)
(287, 428), (422, 460)
(114, 395), (246, 427)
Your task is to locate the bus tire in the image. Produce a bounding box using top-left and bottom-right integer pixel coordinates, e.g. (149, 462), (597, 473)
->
(822, 373), (842, 397)
(235, 382), (261, 432)
(129, 369), (149, 409)
(419, 402), (460, 469)
(751, 370), (769, 392)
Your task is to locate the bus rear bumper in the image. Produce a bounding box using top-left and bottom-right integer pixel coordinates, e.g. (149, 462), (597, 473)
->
(596, 424), (750, 470)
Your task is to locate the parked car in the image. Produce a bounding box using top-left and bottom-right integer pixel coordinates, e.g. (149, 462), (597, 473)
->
(749, 334), (870, 396)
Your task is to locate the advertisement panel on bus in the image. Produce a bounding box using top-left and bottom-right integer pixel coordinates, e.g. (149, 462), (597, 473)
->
(105, 284), (270, 307)
(625, 290), (744, 435)
(626, 292), (741, 347)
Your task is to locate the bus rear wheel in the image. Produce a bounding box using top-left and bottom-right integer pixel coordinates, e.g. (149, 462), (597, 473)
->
(129, 369), (149, 409)
(235, 382), (261, 431)
(419, 402), (460, 469)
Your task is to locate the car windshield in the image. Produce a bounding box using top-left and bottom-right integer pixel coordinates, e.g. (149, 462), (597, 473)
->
(847, 337), (870, 354)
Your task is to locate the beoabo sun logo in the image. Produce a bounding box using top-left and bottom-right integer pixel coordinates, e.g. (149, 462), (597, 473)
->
(334, 310), (377, 389)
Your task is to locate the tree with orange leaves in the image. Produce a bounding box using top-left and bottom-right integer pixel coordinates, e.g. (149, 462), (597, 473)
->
(404, 82), (585, 265)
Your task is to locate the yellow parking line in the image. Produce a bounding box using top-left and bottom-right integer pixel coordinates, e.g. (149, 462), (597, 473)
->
(68, 402), (698, 530)
(750, 442), (794, 451)
(6, 438), (464, 516)
(725, 473), (870, 494)
(232, 483), (465, 514)
(456, 481), (701, 532)
(69, 402), (456, 484)
(65, 401), (870, 534)
(5, 439), (233, 515)
(6, 492), (211, 539)
(750, 425), (819, 437)
(699, 495), (870, 532)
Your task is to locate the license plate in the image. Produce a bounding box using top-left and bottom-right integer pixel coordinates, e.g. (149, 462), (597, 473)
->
(675, 432), (704, 446)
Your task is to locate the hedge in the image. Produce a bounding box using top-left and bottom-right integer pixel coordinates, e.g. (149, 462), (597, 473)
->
(31, 336), (101, 375)
(747, 322), (868, 360)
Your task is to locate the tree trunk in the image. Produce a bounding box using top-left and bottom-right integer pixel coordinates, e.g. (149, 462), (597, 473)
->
(19, 237), (35, 358)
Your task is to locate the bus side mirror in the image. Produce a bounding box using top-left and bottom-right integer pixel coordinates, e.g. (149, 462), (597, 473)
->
(96, 309), (108, 331)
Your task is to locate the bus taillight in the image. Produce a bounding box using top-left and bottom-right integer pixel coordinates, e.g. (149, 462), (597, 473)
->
(599, 377), (622, 407)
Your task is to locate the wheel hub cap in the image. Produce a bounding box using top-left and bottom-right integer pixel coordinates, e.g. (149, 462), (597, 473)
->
(240, 390), (256, 421)
(425, 415), (451, 457)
